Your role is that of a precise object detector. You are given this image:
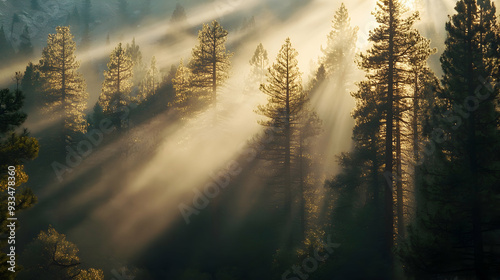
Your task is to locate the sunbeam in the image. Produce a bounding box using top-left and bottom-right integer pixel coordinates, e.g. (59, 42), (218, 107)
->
(2, 0), (493, 279)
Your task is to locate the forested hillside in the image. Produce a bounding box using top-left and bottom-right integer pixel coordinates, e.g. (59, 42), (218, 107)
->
(0, 0), (499, 279)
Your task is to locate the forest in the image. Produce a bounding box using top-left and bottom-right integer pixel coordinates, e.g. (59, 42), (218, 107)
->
(0, 0), (499, 279)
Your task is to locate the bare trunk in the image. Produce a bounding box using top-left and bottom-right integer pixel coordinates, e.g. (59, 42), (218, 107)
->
(384, 1), (395, 277)
(299, 130), (305, 242)
(396, 104), (404, 241)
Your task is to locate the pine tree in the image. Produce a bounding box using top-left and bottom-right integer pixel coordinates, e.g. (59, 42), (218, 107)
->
(39, 26), (89, 146)
(0, 87), (39, 280)
(98, 43), (133, 130)
(189, 20), (232, 111)
(66, 7), (81, 34)
(401, 30), (438, 237)
(358, 0), (422, 272)
(401, 1), (500, 278)
(313, 4), (358, 182)
(295, 98), (322, 243)
(257, 38), (302, 217)
(170, 3), (187, 24)
(89, 103), (104, 130)
(126, 38), (145, 85)
(10, 13), (20, 40)
(249, 43), (269, 87)
(80, 27), (91, 50)
(321, 3), (358, 79)
(18, 25), (33, 57)
(126, 38), (142, 66)
(328, 80), (387, 277)
(256, 38), (320, 246)
(329, 0), (435, 277)
(170, 59), (192, 117)
(21, 62), (42, 115)
(137, 56), (160, 102)
(18, 226), (104, 280)
(0, 25), (15, 64)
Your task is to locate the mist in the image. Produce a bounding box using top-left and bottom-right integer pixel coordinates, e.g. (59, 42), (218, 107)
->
(1, 0), (499, 279)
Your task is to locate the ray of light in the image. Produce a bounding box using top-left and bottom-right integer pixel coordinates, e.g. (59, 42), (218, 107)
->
(18, 0), (456, 264)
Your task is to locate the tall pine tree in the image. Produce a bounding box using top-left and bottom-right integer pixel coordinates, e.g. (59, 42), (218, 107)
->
(171, 59), (193, 118)
(189, 20), (232, 111)
(18, 25), (33, 58)
(249, 43), (269, 87)
(20, 62), (42, 116)
(170, 3), (187, 25)
(98, 43), (134, 130)
(137, 56), (160, 102)
(401, 1), (500, 278)
(321, 3), (358, 80)
(257, 38), (320, 247)
(39, 26), (88, 147)
(358, 2), (422, 275)
(331, 0), (436, 277)
(0, 25), (15, 65)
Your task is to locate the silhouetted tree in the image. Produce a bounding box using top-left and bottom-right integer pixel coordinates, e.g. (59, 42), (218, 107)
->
(249, 43), (269, 87)
(170, 3), (187, 24)
(10, 13), (20, 40)
(18, 25), (33, 57)
(189, 20), (232, 111)
(257, 38), (320, 246)
(0, 87), (39, 280)
(98, 43), (133, 130)
(401, 1), (500, 279)
(331, 0), (434, 277)
(358, 1), (423, 274)
(321, 3), (358, 80)
(65, 7), (81, 34)
(20, 62), (42, 115)
(0, 26), (15, 64)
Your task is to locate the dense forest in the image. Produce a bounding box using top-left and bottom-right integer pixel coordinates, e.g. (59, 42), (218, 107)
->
(0, 0), (499, 279)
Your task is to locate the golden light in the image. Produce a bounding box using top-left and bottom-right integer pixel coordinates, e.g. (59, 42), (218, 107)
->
(401, 0), (416, 10)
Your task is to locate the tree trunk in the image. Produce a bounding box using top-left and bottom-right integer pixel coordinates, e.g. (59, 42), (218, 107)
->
(412, 70), (421, 216)
(466, 3), (486, 278)
(396, 100), (404, 242)
(299, 130), (305, 242)
(384, 0), (395, 277)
